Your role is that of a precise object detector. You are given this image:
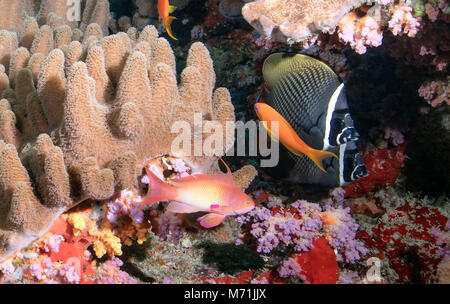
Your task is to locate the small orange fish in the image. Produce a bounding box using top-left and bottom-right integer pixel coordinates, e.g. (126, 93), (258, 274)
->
(254, 102), (338, 172)
(158, 0), (177, 40)
(139, 158), (255, 228)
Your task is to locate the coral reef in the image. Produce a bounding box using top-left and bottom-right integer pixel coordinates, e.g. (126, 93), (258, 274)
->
(343, 143), (406, 198)
(0, 203), (140, 283)
(243, 0), (450, 73)
(337, 12), (383, 55)
(242, 0), (362, 42)
(236, 199), (368, 273)
(283, 237), (340, 284)
(0, 4), (256, 263)
(93, 256), (138, 284)
(432, 220), (450, 283)
(0, 0), (110, 33)
(357, 192), (448, 283)
(418, 76), (450, 107)
(384, 7), (449, 73)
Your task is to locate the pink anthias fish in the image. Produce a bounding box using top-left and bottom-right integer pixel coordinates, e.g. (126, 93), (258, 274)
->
(138, 159), (255, 228)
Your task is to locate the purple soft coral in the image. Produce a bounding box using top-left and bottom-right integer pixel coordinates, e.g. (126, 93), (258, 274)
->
(277, 258), (302, 278)
(236, 203), (321, 254)
(41, 234), (64, 253)
(322, 203), (369, 263)
(106, 190), (145, 224)
(28, 263), (44, 280)
(58, 264), (80, 284)
(156, 210), (185, 245)
(25, 257), (80, 284)
(237, 199), (367, 263)
(383, 127), (405, 146)
(339, 270), (361, 284)
(95, 257), (137, 284)
(0, 259), (14, 276)
(430, 220), (450, 259)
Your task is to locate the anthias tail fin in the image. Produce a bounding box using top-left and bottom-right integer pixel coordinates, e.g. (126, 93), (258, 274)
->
(307, 149), (338, 173)
(139, 168), (173, 204)
(164, 16), (178, 40)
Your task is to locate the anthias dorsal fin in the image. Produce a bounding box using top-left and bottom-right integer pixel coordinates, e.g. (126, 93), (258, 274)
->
(218, 157), (234, 182)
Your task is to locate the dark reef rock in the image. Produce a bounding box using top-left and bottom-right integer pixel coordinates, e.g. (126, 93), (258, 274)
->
(404, 105), (450, 198)
(197, 242), (265, 274)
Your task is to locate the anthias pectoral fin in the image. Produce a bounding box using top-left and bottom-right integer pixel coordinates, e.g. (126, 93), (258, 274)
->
(197, 213), (226, 228)
(167, 201), (199, 213)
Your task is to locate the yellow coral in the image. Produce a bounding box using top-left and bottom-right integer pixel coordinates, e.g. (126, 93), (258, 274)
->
(67, 212), (88, 236)
(114, 220), (150, 246)
(89, 226), (122, 258)
(135, 224), (149, 245)
(92, 240), (106, 258)
(66, 209), (123, 258)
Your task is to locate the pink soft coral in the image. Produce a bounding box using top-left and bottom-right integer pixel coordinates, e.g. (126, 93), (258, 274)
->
(418, 77), (450, 107)
(105, 190), (146, 224)
(337, 13), (383, 54)
(388, 5), (421, 37)
(94, 256), (137, 284)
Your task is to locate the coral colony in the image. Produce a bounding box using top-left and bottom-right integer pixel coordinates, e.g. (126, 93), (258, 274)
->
(0, 0), (448, 285)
